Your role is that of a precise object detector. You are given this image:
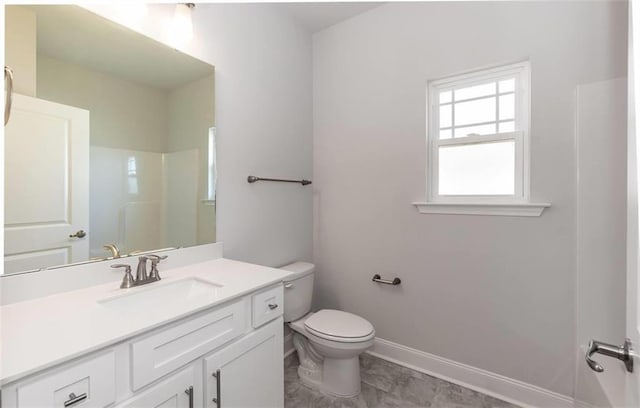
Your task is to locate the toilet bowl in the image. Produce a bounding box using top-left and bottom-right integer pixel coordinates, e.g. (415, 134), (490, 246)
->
(289, 310), (374, 397)
(280, 262), (375, 398)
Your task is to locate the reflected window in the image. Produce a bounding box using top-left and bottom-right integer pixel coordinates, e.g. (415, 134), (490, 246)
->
(207, 127), (217, 202)
(127, 156), (138, 195)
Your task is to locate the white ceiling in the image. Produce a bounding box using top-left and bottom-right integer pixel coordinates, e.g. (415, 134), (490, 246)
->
(30, 5), (214, 91)
(278, 2), (382, 33)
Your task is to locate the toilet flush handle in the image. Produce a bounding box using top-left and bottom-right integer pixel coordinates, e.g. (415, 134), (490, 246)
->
(284, 283), (293, 289)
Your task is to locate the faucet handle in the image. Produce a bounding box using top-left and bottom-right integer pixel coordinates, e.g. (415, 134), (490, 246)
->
(147, 254), (168, 262)
(147, 255), (168, 281)
(111, 264), (134, 289)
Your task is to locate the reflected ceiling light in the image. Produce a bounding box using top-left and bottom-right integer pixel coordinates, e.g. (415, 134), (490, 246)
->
(170, 3), (195, 49)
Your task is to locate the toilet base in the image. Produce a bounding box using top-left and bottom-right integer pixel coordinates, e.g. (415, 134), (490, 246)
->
(293, 333), (363, 398)
(297, 357), (362, 398)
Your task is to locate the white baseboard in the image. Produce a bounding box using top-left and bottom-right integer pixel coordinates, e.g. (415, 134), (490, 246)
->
(368, 337), (575, 408)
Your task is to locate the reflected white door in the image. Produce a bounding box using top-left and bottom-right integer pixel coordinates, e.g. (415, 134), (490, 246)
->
(628, 2), (640, 405)
(4, 94), (89, 274)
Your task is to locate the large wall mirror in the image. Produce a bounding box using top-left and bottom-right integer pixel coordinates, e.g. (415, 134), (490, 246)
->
(3, 5), (216, 275)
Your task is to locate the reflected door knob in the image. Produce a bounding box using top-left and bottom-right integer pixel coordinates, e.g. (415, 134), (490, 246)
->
(69, 230), (87, 238)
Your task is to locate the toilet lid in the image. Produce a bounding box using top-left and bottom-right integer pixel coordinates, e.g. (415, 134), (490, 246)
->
(304, 309), (374, 339)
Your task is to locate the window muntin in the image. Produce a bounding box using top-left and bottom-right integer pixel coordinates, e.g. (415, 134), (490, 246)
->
(428, 62), (530, 202)
(437, 76), (518, 139)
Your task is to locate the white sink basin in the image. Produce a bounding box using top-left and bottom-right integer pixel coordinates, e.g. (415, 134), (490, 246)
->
(98, 278), (222, 314)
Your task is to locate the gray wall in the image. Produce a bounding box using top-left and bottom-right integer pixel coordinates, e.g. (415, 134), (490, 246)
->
(37, 55), (169, 152)
(312, 1), (627, 397)
(193, 4), (313, 266)
(83, 3), (313, 268)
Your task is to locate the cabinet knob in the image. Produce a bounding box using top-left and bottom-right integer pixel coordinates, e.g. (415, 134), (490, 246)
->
(268, 303), (278, 310)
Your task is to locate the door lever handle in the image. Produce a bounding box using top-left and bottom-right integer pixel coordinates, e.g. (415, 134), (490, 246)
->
(586, 338), (634, 373)
(69, 230), (87, 239)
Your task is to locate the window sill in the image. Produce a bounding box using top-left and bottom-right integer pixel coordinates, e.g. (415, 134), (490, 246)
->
(412, 202), (550, 217)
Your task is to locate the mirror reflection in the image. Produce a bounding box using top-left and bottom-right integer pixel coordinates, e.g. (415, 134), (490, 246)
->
(4, 5), (216, 275)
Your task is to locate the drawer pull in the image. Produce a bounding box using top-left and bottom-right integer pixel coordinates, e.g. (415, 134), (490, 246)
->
(185, 386), (194, 408)
(268, 303), (278, 310)
(212, 369), (221, 407)
(64, 392), (87, 407)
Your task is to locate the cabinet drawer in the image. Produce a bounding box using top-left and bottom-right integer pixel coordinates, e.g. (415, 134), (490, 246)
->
(252, 285), (283, 328)
(15, 351), (115, 408)
(131, 299), (245, 390)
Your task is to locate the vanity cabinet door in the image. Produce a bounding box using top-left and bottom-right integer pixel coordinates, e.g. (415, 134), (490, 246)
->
(117, 364), (201, 408)
(204, 317), (284, 408)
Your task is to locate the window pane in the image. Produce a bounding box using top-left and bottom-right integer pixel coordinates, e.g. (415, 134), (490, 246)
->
(440, 128), (452, 139)
(454, 97), (496, 126)
(440, 91), (452, 104)
(439, 104), (452, 128)
(499, 93), (515, 120)
(438, 140), (515, 195)
(454, 82), (496, 101)
(499, 78), (515, 93)
(499, 121), (515, 133)
(453, 123), (496, 138)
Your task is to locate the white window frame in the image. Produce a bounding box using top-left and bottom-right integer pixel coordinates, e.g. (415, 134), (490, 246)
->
(415, 61), (550, 216)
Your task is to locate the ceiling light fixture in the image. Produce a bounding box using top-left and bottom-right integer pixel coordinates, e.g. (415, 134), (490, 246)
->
(170, 3), (195, 49)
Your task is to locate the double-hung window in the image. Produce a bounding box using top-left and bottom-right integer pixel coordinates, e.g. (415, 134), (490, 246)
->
(418, 61), (546, 216)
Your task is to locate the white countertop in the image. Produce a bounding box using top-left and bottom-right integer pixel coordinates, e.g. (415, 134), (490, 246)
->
(0, 258), (292, 385)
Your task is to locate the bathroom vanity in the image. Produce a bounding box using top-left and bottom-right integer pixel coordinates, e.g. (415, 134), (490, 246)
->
(0, 257), (290, 407)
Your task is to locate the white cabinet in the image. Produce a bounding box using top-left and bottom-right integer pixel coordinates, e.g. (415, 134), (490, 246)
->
(205, 317), (284, 408)
(6, 352), (116, 408)
(117, 364), (201, 408)
(252, 285), (284, 328)
(130, 299), (245, 390)
(1, 284), (284, 408)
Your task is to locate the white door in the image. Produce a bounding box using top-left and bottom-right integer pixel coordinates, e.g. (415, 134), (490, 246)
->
(4, 94), (89, 274)
(628, 2), (640, 405)
(204, 318), (284, 408)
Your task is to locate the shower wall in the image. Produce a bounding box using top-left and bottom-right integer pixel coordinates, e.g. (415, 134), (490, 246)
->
(90, 147), (199, 257)
(575, 78), (627, 406)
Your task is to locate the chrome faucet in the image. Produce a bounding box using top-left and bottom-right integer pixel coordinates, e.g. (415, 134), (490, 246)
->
(103, 244), (121, 258)
(136, 256), (149, 282)
(111, 254), (168, 289)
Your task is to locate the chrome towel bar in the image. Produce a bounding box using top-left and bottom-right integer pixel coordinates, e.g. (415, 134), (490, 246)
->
(247, 175), (312, 186)
(372, 274), (401, 285)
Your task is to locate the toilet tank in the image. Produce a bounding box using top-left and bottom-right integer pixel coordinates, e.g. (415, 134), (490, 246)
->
(280, 262), (314, 322)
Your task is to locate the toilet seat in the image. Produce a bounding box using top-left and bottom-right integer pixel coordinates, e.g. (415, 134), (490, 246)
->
(304, 309), (374, 343)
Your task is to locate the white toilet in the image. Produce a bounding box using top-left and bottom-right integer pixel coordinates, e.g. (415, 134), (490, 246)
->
(280, 262), (375, 398)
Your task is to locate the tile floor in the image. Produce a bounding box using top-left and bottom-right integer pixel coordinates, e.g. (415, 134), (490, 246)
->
(284, 352), (521, 408)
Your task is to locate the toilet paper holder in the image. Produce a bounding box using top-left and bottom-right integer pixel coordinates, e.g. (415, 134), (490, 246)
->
(372, 274), (401, 285)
